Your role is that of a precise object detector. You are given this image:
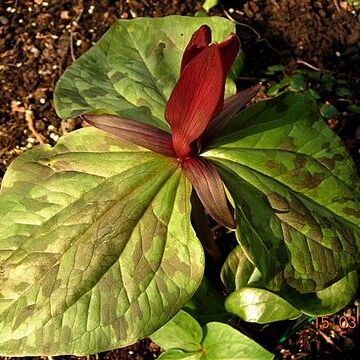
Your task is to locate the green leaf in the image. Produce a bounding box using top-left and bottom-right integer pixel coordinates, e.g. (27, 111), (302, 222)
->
(0, 128), (204, 355)
(284, 271), (358, 316)
(266, 83), (281, 97)
(222, 244), (357, 317)
(264, 64), (285, 75)
(201, 322), (273, 359)
(290, 74), (306, 91)
(183, 277), (228, 325)
(335, 87), (352, 98)
(205, 93), (360, 295)
(54, 16), (239, 129)
(220, 245), (256, 291)
(348, 104), (360, 114)
(307, 88), (321, 100)
(151, 311), (202, 353)
(152, 311), (273, 360)
(225, 288), (302, 323)
(159, 350), (200, 360)
(202, 0), (219, 12)
(320, 103), (340, 119)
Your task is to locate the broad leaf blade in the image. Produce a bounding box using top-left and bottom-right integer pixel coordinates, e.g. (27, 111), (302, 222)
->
(220, 245), (256, 291)
(202, 322), (273, 359)
(205, 93), (360, 294)
(151, 311), (202, 352)
(225, 288), (302, 323)
(284, 271), (359, 316)
(152, 311), (273, 360)
(0, 128), (204, 355)
(54, 16), (239, 128)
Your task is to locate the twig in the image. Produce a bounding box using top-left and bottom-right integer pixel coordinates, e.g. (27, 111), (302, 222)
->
(224, 9), (261, 39)
(25, 110), (46, 144)
(69, 0), (84, 63)
(315, 329), (343, 353)
(69, 31), (76, 62)
(270, 0), (280, 9)
(224, 9), (281, 55)
(296, 60), (331, 73)
(333, 0), (340, 12)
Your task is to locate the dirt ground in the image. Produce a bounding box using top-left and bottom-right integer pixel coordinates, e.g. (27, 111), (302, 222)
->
(0, 0), (360, 359)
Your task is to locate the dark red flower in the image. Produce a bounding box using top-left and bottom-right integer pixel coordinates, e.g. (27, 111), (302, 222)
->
(84, 25), (260, 229)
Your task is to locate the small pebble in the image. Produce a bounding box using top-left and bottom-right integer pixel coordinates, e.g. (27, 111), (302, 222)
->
(30, 46), (40, 57)
(339, 1), (348, 10)
(88, 5), (95, 14)
(49, 133), (59, 142)
(27, 137), (36, 144)
(48, 124), (55, 131)
(335, 51), (341, 57)
(40, 98), (46, 104)
(0, 16), (9, 25)
(76, 39), (82, 46)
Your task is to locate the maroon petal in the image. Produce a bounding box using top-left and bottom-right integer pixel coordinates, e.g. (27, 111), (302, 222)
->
(182, 157), (235, 229)
(83, 114), (176, 157)
(202, 83), (261, 143)
(165, 44), (224, 159)
(212, 33), (241, 117)
(180, 25), (212, 73)
(218, 33), (240, 76)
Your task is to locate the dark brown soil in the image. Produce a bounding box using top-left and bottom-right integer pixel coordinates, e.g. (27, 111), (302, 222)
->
(1, 0), (360, 359)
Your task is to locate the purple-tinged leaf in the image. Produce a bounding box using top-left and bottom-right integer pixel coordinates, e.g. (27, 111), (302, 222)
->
(83, 114), (176, 157)
(182, 157), (235, 229)
(203, 83), (261, 143)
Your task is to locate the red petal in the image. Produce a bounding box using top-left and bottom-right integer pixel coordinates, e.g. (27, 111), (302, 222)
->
(182, 157), (235, 229)
(212, 33), (240, 122)
(202, 83), (261, 142)
(83, 114), (176, 157)
(180, 25), (212, 73)
(218, 33), (240, 76)
(165, 44), (224, 159)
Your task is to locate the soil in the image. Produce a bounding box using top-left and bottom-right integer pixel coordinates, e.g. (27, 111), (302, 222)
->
(0, 0), (360, 359)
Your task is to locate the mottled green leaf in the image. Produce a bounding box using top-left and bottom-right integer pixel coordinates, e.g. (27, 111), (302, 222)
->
(225, 288), (302, 323)
(152, 311), (273, 360)
(284, 271), (358, 316)
(222, 245), (357, 317)
(54, 16), (239, 129)
(0, 128), (204, 355)
(205, 93), (360, 295)
(220, 245), (256, 291)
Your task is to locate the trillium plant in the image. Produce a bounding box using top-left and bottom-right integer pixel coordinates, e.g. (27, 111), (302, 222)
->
(0, 16), (359, 358)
